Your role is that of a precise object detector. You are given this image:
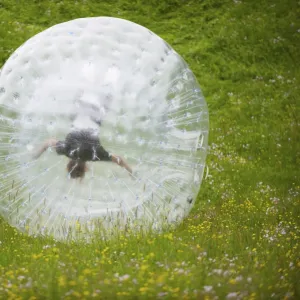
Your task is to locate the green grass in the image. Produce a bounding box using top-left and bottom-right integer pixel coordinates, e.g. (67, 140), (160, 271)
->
(0, 0), (300, 299)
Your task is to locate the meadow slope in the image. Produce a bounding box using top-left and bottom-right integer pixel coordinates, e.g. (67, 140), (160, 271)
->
(0, 0), (299, 299)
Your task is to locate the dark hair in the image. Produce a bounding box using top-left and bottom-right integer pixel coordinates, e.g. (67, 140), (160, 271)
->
(67, 159), (87, 179)
(56, 141), (66, 155)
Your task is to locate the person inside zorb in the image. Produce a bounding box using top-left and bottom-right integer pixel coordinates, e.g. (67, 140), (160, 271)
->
(33, 101), (133, 181)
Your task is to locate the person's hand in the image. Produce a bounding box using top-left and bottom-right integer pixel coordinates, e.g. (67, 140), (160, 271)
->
(32, 138), (57, 160)
(111, 154), (133, 175)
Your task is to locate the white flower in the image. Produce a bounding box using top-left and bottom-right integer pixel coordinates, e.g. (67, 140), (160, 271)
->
(157, 292), (168, 297)
(17, 276), (25, 280)
(226, 292), (238, 299)
(119, 274), (130, 282)
(203, 286), (213, 292)
(212, 269), (223, 275)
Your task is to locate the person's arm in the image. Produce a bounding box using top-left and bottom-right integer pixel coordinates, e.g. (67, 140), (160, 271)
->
(32, 138), (58, 159)
(111, 154), (132, 175)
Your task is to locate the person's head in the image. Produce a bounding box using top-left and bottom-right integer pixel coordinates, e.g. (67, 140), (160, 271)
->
(67, 159), (87, 179)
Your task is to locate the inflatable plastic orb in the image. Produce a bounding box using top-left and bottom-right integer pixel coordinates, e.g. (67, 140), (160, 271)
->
(0, 17), (208, 241)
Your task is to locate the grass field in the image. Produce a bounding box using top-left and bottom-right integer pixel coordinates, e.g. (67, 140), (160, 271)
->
(0, 0), (300, 299)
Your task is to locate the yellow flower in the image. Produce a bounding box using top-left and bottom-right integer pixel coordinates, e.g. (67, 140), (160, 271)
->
(83, 268), (92, 275)
(32, 253), (42, 259)
(72, 291), (81, 298)
(101, 247), (109, 254)
(140, 264), (149, 271)
(164, 233), (173, 240)
(139, 287), (149, 294)
(58, 275), (66, 287)
(229, 279), (237, 285)
(156, 273), (167, 284)
(171, 287), (180, 293)
(117, 292), (130, 296)
(69, 280), (76, 286)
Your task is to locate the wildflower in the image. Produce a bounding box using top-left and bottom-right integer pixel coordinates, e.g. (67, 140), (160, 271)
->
(156, 273), (167, 285)
(226, 292), (238, 299)
(17, 275), (25, 281)
(32, 253), (42, 259)
(212, 269), (223, 275)
(157, 292), (168, 297)
(58, 275), (66, 287)
(223, 270), (231, 277)
(140, 264), (149, 271)
(117, 291), (130, 296)
(119, 274), (130, 282)
(163, 233), (173, 240)
(139, 286), (149, 294)
(82, 268), (92, 275)
(203, 285), (213, 292)
(72, 291), (81, 298)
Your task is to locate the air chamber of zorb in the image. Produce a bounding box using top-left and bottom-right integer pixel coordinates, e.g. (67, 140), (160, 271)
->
(0, 17), (209, 241)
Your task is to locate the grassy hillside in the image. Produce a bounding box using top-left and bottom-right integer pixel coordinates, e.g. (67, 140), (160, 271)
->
(0, 0), (299, 299)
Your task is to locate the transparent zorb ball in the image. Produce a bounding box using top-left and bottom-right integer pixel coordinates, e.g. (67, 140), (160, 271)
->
(0, 17), (208, 241)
